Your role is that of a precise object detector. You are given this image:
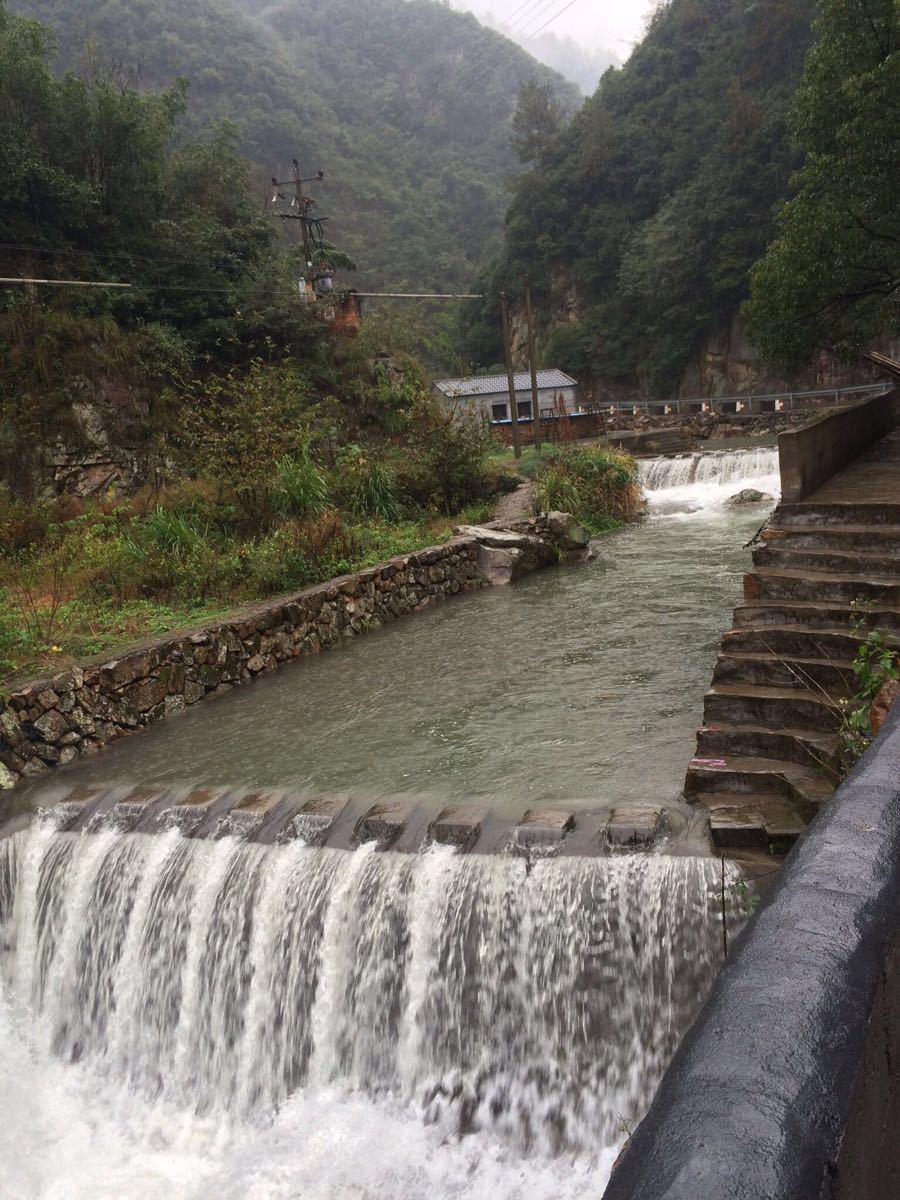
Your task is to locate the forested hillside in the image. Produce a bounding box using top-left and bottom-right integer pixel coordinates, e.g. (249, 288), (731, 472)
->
(464, 0), (818, 395)
(11, 0), (577, 291)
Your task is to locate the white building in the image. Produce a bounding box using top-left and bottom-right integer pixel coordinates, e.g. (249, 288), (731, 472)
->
(433, 370), (578, 423)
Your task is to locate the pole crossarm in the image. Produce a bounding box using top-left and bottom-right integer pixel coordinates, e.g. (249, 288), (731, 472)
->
(0, 277), (132, 288)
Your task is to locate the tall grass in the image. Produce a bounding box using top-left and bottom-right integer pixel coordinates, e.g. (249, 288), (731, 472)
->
(272, 453), (330, 519)
(534, 446), (643, 530)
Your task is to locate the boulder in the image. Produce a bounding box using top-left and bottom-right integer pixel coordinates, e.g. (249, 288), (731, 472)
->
(543, 511), (591, 549)
(870, 677), (900, 735)
(475, 544), (523, 586)
(455, 524), (544, 552)
(727, 488), (774, 506)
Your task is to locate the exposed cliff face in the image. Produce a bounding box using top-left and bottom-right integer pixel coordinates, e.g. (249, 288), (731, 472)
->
(680, 320), (900, 399)
(1, 383), (155, 500)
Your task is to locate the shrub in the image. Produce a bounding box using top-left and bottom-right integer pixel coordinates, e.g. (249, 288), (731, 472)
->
(173, 359), (316, 529)
(398, 399), (491, 514)
(0, 589), (29, 678)
(334, 447), (402, 521)
(534, 446), (642, 530)
(240, 527), (319, 594)
(836, 628), (900, 772)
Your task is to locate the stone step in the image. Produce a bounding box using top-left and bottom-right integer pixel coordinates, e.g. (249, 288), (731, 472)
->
(733, 600), (900, 634)
(762, 524), (900, 553)
(713, 651), (855, 693)
(750, 568), (900, 606)
(17, 782), (683, 856)
(696, 722), (837, 773)
(685, 754), (832, 818)
(753, 545), (900, 577)
(703, 682), (844, 731)
(776, 501), (900, 527)
(721, 624), (893, 660)
(695, 790), (805, 851)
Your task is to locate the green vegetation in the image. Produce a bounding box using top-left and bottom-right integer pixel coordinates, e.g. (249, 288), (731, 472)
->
(836, 627), (900, 772)
(464, 0), (816, 393)
(744, 0), (899, 368)
(11, 0), (576, 294)
(529, 446), (641, 533)
(0, 381), (498, 681)
(0, 0), (528, 683)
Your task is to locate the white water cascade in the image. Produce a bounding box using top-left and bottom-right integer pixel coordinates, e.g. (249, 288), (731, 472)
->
(0, 822), (737, 1199)
(639, 446), (780, 514)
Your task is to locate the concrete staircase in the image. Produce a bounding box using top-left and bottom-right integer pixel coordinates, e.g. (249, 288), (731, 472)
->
(687, 498), (900, 851)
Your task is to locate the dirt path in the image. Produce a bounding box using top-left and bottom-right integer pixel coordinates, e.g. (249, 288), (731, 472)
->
(493, 479), (536, 522)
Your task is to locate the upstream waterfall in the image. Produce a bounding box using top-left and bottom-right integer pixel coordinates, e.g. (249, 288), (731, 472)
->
(639, 446), (780, 513)
(0, 821), (737, 1198)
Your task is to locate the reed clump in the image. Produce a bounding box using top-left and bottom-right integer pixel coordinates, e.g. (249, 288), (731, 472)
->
(532, 446), (643, 532)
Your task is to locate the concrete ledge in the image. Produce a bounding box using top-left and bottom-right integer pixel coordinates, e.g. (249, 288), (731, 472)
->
(779, 388), (899, 501)
(603, 703), (900, 1200)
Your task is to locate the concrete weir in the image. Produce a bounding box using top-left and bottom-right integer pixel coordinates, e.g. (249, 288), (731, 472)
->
(9, 779), (689, 858)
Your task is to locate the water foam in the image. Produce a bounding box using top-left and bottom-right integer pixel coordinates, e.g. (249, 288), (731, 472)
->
(0, 827), (738, 1197)
(639, 446), (780, 516)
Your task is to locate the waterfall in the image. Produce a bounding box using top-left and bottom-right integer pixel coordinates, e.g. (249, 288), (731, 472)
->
(0, 823), (739, 1198)
(639, 446), (780, 514)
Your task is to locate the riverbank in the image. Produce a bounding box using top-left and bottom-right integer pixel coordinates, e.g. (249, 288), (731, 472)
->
(0, 514), (593, 793)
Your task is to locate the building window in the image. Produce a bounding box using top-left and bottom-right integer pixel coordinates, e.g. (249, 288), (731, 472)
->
(517, 400), (532, 419)
(491, 403), (508, 420)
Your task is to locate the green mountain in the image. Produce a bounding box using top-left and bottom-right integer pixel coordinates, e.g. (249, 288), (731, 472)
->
(11, 0), (577, 292)
(465, 0), (818, 394)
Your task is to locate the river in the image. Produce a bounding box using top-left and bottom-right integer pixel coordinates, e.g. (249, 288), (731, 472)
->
(0, 446), (778, 1200)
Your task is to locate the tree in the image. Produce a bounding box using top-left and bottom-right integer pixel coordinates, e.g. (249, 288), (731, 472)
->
(744, 0), (899, 367)
(511, 79), (566, 167)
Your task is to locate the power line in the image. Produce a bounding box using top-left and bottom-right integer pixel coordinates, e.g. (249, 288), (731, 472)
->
(430, 0), (578, 113)
(442, 0), (548, 85)
(0, 276), (132, 289)
(463, 0), (584, 93)
(430, 0), (556, 102)
(0, 241), (249, 270)
(0, 277), (483, 300)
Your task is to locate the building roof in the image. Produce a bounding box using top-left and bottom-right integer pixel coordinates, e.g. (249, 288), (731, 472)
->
(434, 369), (576, 399)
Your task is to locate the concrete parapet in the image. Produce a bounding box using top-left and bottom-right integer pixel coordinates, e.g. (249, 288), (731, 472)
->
(604, 703), (900, 1200)
(778, 388), (899, 502)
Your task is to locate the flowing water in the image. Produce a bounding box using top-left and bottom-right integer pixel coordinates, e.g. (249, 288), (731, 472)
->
(36, 446), (780, 811)
(0, 446), (778, 1199)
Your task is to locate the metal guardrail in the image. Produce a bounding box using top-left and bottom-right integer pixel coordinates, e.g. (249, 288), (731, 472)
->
(594, 381), (891, 417)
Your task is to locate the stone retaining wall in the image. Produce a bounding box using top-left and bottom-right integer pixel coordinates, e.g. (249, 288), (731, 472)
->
(0, 536), (485, 790)
(0, 514), (588, 791)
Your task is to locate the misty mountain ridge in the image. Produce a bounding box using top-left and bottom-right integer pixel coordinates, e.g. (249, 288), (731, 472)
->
(13, 0), (578, 291)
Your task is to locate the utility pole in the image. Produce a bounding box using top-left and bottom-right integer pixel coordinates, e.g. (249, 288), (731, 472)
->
(500, 292), (521, 460)
(524, 280), (541, 453)
(291, 159), (314, 273)
(271, 161), (327, 298)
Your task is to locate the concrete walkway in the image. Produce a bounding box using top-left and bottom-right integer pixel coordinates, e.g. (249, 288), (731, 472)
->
(807, 425), (900, 506)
